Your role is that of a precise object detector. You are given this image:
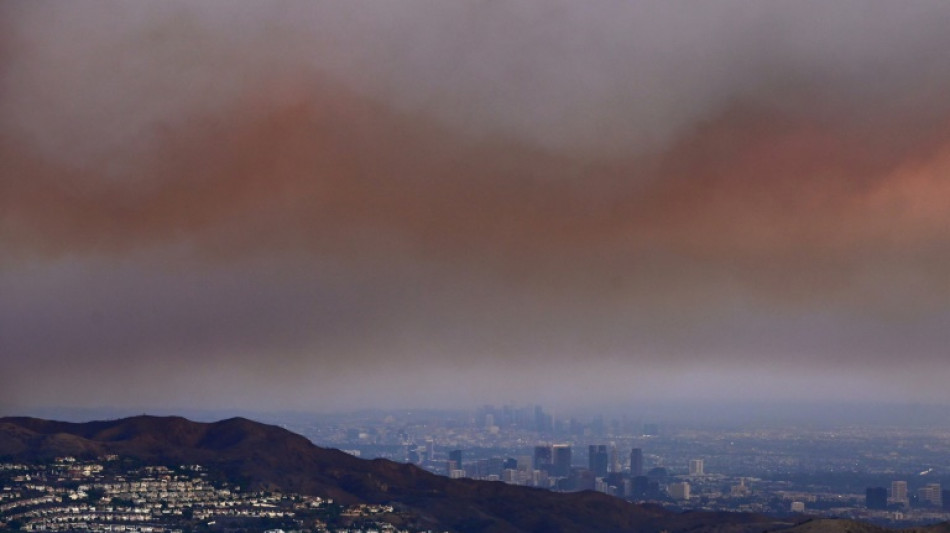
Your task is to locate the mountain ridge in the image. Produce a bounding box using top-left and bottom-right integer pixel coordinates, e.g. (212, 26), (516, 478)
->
(0, 415), (943, 533)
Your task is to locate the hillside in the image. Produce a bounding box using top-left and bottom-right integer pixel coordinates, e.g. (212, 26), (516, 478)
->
(0, 415), (938, 533)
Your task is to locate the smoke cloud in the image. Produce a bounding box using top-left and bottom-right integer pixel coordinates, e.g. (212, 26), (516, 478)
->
(2, 1), (949, 413)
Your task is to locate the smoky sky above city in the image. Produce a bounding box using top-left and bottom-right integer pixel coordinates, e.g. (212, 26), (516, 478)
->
(2, 1), (950, 415)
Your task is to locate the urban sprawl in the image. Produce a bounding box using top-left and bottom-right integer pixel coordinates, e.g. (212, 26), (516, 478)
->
(287, 405), (950, 527)
(5, 404), (950, 531)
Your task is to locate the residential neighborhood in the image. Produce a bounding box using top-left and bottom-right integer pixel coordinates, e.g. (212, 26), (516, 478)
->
(0, 457), (424, 532)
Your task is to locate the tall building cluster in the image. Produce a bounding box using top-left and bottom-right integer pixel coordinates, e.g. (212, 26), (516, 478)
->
(866, 480), (947, 510)
(442, 442), (701, 500)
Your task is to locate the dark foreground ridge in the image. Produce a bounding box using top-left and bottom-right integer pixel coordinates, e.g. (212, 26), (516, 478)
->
(1, 415), (946, 533)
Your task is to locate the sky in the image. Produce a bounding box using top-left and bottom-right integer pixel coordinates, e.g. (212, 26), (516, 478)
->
(2, 1), (950, 416)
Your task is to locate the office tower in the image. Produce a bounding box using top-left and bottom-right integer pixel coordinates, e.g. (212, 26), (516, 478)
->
(589, 445), (608, 477)
(486, 457), (505, 478)
(552, 444), (572, 477)
(689, 458), (704, 476)
(477, 405), (493, 428)
(534, 406), (551, 432)
(609, 444), (620, 473)
(630, 448), (643, 477)
(919, 483), (942, 507)
(866, 487), (888, 510)
(891, 480), (908, 503)
(449, 449), (463, 472)
(668, 481), (690, 500)
(517, 455), (532, 471)
(534, 445), (552, 472)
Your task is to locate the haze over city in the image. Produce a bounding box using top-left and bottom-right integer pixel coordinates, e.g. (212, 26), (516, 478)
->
(2, 1), (949, 414)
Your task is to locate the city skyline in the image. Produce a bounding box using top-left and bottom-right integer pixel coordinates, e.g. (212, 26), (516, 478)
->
(2, 1), (950, 414)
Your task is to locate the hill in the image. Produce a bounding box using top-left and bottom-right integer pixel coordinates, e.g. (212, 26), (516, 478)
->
(0, 415), (933, 533)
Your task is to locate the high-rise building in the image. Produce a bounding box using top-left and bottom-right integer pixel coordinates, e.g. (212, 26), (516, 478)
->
(891, 480), (908, 504)
(866, 487), (888, 510)
(517, 455), (532, 471)
(630, 448), (643, 477)
(474, 457), (505, 478)
(534, 406), (552, 432)
(589, 445), (608, 477)
(689, 459), (704, 476)
(669, 481), (690, 500)
(534, 445), (552, 472)
(609, 445), (621, 473)
(919, 483), (942, 507)
(449, 449), (463, 472)
(553, 444), (572, 477)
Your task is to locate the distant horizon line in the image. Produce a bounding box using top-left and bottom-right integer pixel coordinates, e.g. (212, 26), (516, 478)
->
(7, 399), (950, 425)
